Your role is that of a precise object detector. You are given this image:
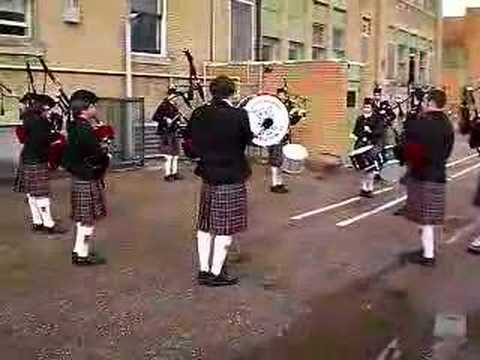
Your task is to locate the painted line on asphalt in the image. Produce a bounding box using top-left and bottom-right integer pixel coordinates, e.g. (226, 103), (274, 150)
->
(336, 163), (480, 228)
(445, 223), (477, 245)
(375, 338), (401, 360)
(290, 154), (477, 221)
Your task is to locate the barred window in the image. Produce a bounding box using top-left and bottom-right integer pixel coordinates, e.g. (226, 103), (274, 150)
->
(386, 43), (396, 79)
(361, 17), (371, 36)
(262, 36), (279, 61)
(312, 47), (326, 60)
(231, 0), (254, 61)
(332, 27), (345, 50)
(312, 23), (326, 47)
(288, 41), (304, 60)
(0, 0), (28, 37)
(130, 0), (166, 55)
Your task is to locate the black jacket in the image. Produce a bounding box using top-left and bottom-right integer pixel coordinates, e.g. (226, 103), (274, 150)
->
(189, 99), (253, 185)
(62, 118), (109, 180)
(21, 111), (55, 165)
(352, 113), (384, 148)
(405, 110), (454, 183)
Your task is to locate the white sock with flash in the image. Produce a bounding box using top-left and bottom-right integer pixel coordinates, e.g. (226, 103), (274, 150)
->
(197, 230), (212, 272)
(211, 235), (232, 276)
(421, 225), (435, 259)
(164, 155), (173, 176)
(73, 223), (87, 256)
(271, 167), (283, 186)
(172, 156), (179, 175)
(27, 194), (43, 225)
(35, 197), (55, 228)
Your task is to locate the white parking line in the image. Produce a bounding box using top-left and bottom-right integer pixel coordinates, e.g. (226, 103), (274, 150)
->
(290, 154), (478, 221)
(445, 223), (476, 245)
(336, 162), (480, 228)
(375, 338), (401, 360)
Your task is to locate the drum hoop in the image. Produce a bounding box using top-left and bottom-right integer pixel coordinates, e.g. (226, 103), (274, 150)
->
(350, 145), (374, 155)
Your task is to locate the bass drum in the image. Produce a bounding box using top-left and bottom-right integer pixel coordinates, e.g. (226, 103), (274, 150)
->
(238, 94), (289, 147)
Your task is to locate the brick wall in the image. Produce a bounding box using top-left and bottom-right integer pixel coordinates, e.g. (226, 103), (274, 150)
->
(206, 61), (349, 159)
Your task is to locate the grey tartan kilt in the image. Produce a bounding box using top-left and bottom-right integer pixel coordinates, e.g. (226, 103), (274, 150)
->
(406, 178), (446, 225)
(159, 134), (180, 156)
(268, 144), (283, 167)
(71, 177), (107, 225)
(197, 182), (248, 236)
(13, 162), (50, 197)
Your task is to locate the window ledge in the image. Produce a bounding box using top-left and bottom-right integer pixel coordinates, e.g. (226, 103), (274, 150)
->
(0, 40), (45, 56)
(132, 53), (171, 65)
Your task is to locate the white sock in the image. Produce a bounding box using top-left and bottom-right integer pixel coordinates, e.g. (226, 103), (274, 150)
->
(197, 230), (212, 272)
(73, 223), (87, 256)
(367, 172), (375, 192)
(81, 225), (94, 257)
(471, 237), (480, 247)
(27, 194), (43, 225)
(164, 155), (173, 176)
(421, 225), (435, 259)
(35, 197), (55, 228)
(271, 167), (283, 186)
(211, 235), (232, 276)
(172, 156), (179, 175)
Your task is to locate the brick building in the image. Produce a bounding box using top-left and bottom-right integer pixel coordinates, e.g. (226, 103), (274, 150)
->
(442, 7), (480, 104)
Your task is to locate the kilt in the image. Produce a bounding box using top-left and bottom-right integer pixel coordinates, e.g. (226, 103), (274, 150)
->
(71, 178), (107, 225)
(159, 133), (180, 156)
(13, 162), (50, 197)
(268, 144), (283, 167)
(406, 178), (446, 225)
(197, 182), (248, 236)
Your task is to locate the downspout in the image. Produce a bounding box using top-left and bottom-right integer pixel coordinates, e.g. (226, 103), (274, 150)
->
(210, 0), (215, 61)
(255, 0), (262, 61)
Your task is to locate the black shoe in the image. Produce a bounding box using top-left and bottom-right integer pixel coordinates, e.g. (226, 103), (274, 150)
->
(359, 190), (374, 198)
(32, 224), (45, 232)
(43, 225), (67, 234)
(164, 175), (174, 182)
(72, 252), (78, 263)
(172, 174), (184, 181)
(205, 272), (239, 287)
(467, 243), (480, 255)
(72, 253), (106, 266)
(271, 185), (289, 194)
(197, 271), (213, 285)
(407, 251), (435, 267)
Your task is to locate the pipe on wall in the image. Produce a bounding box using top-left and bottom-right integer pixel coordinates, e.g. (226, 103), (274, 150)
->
(255, 0), (262, 61)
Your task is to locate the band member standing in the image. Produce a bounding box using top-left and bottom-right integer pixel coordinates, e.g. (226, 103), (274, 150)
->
(190, 75), (253, 287)
(267, 87), (291, 194)
(351, 98), (384, 197)
(62, 90), (108, 266)
(404, 89), (454, 266)
(13, 93), (65, 234)
(152, 88), (184, 182)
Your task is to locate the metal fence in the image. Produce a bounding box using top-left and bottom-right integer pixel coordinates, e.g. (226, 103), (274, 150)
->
(95, 97), (145, 168)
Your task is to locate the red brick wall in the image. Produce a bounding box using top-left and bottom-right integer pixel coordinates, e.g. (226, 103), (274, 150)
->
(206, 61), (349, 159)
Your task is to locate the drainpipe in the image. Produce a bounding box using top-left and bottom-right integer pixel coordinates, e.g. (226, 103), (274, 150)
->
(125, 13), (139, 97)
(210, 0), (215, 61)
(255, 0), (262, 61)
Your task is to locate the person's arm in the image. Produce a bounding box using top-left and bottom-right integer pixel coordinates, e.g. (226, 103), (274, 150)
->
(352, 116), (363, 138)
(445, 120), (455, 160)
(240, 108), (254, 146)
(189, 108), (203, 157)
(78, 124), (107, 163)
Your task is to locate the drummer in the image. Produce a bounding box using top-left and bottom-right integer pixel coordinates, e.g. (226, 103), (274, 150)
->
(351, 98), (385, 198)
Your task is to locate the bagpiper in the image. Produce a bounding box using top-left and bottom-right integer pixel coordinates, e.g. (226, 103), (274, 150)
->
(13, 93), (65, 234)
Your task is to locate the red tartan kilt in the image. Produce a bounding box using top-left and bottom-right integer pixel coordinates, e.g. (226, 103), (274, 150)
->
(197, 182), (248, 236)
(13, 162), (50, 197)
(71, 178), (107, 225)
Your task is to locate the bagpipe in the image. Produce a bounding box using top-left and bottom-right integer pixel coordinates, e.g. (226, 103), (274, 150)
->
(458, 85), (480, 152)
(13, 57), (115, 170)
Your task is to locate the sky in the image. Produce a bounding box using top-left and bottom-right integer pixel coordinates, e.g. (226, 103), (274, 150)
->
(443, 0), (480, 16)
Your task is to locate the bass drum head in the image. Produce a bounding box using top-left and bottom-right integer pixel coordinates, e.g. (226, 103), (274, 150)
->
(282, 143), (308, 161)
(381, 162), (402, 183)
(241, 95), (289, 147)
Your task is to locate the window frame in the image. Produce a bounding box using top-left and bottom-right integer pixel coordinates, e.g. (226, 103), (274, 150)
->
(288, 41), (304, 61)
(130, 0), (167, 58)
(229, 0), (256, 62)
(0, 0), (31, 39)
(386, 42), (397, 80)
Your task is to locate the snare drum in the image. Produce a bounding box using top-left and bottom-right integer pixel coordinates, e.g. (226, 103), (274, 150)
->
(281, 143), (308, 174)
(380, 145), (397, 165)
(349, 145), (379, 172)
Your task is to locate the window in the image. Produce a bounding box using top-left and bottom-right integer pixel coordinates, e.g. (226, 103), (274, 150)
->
(332, 27), (344, 50)
(312, 23), (326, 47)
(63, 0), (81, 23)
(361, 17), (371, 36)
(130, 0), (166, 55)
(361, 36), (369, 63)
(312, 47), (326, 60)
(386, 43), (396, 79)
(419, 50), (427, 84)
(397, 45), (408, 84)
(262, 36), (279, 61)
(288, 41), (304, 60)
(347, 91), (357, 108)
(231, 0), (254, 61)
(0, 0), (28, 36)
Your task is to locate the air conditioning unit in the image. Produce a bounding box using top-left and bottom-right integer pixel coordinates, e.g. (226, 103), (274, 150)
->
(63, 1), (81, 24)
